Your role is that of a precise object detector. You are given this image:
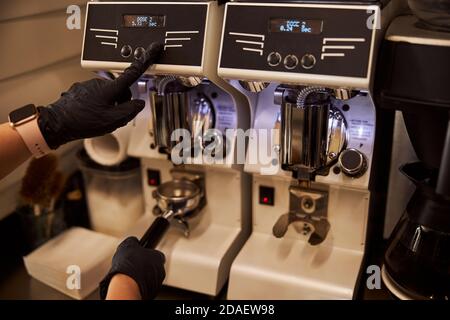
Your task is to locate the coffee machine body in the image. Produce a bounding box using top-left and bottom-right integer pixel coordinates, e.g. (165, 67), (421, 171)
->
(218, 1), (401, 299)
(81, 1), (251, 296)
(376, 14), (450, 300)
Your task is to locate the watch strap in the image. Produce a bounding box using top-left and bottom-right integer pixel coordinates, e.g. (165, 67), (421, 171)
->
(15, 117), (51, 158)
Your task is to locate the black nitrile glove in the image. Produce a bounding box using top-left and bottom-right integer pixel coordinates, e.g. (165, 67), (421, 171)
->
(38, 42), (164, 149)
(100, 237), (166, 300)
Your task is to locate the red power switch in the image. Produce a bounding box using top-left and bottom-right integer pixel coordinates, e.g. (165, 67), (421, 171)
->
(259, 186), (275, 206)
(147, 169), (161, 186)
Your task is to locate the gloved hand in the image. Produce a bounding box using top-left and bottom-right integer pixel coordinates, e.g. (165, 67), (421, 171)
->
(38, 42), (164, 149)
(100, 236), (166, 300)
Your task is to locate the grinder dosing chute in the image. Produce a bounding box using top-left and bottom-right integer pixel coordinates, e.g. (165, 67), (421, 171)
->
(150, 77), (191, 153)
(150, 76), (216, 156)
(278, 87), (348, 181)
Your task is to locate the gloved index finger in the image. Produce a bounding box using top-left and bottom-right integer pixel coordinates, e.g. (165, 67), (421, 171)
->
(112, 42), (164, 92)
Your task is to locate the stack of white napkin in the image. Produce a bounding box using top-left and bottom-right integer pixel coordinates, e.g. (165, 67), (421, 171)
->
(23, 227), (119, 300)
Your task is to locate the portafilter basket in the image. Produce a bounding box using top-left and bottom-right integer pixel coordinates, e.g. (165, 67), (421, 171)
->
(139, 180), (202, 249)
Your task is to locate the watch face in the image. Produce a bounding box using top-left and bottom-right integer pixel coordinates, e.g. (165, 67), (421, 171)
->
(9, 104), (37, 124)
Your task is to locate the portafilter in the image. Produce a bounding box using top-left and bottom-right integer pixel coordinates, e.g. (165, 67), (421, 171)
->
(139, 179), (202, 249)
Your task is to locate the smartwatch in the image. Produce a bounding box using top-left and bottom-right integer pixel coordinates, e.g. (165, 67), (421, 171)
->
(8, 104), (51, 158)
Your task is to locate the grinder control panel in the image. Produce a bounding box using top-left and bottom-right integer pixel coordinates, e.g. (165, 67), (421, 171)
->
(82, 2), (208, 69)
(219, 3), (380, 86)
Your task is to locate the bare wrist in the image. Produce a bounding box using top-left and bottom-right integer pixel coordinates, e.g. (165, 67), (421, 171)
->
(106, 273), (142, 300)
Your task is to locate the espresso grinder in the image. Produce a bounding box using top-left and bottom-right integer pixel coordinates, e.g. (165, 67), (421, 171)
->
(81, 1), (251, 296)
(218, 0), (402, 299)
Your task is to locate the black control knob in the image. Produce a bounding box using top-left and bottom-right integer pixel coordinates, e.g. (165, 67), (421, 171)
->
(267, 52), (282, 67)
(284, 54), (298, 70)
(134, 47), (146, 61)
(120, 45), (132, 58)
(338, 148), (368, 177)
(301, 53), (316, 69)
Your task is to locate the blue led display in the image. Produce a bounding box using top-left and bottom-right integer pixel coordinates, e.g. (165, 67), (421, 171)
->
(123, 15), (166, 28)
(269, 18), (323, 34)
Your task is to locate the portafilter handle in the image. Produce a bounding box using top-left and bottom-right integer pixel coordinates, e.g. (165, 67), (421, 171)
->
(139, 210), (174, 249)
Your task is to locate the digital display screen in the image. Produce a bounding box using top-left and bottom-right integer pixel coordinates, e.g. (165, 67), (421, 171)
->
(269, 18), (323, 34)
(122, 15), (166, 28)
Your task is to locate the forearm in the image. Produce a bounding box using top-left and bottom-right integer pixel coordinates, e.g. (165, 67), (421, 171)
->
(0, 123), (31, 180)
(106, 273), (142, 300)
